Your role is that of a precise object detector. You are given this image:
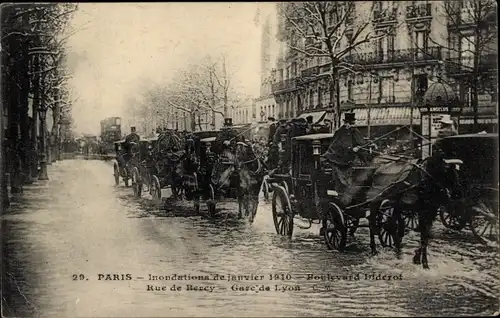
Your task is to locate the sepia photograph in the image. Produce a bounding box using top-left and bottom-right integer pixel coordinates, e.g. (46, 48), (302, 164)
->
(1, 1), (498, 317)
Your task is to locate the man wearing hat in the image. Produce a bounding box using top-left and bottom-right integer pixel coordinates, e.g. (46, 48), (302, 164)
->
(437, 115), (458, 138)
(119, 126), (141, 169)
(322, 112), (368, 205)
(267, 117), (277, 145)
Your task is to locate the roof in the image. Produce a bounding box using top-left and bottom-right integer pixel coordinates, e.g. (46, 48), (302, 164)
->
(423, 82), (459, 106)
(297, 111), (327, 124)
(200, 136), (217, 142)
(293, 133), (334, 141)
(443, 133), (499, 140)
(342, 107), (420, 126)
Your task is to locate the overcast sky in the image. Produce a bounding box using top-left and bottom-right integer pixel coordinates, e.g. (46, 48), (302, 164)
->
(66, 3), (275, 134)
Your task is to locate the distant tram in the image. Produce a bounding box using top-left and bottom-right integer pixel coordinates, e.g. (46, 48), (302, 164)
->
(100, 117), (122, 154)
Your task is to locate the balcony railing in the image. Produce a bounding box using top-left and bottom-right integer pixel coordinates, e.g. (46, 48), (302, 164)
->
(406, 3), (432, 20)
(272, 78), (297, 93)
(301, 66), (320, 78)
(446, 53), (498, 75)
(373, 7), (398, 23)
(344, 46), (443, 65)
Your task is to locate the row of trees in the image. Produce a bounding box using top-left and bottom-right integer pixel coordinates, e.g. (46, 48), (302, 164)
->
(1, 3), (77, 207)
(277, 1), (497, 130)
(127, 54), (248, 133)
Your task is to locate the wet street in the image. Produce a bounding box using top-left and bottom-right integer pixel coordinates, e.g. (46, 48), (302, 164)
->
(2, 159), (498, 317)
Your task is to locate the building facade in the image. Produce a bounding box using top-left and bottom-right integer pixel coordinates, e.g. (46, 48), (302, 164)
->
(254, 5), (279, 122)
(271, 0), (497, 135)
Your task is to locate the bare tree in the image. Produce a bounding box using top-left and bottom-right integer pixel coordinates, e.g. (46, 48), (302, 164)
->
(434, 0), (497, 130)
(277, 1), (400, 126)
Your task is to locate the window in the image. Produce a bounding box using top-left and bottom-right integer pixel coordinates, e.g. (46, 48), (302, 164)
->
(382, 77), (395, 102)
(309, 90), (314, 108)
(291, 62), (297, 77)
(387, 33), (395, 60)
(318, 86), (323, 106)
(347, 80), (353, 101)
(414, 74), (428, 103)
(415, 31), (429, 57)
(460, 34), (475, 68)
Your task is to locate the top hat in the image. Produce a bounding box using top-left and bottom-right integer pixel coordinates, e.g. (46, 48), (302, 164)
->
(306, 115), (314, 123)
(439, 114), (454, 125)
(343, 113), (356, 123)
(131, 126), (136, 132)
(268, 117), (275, 121)
(224, 118), (233, 126)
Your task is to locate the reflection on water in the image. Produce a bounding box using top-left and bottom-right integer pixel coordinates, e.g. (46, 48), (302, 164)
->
(1, 160), (498, 317)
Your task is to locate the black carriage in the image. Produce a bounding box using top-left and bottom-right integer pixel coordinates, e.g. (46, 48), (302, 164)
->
(130, 137), (158, 198)
(182, 131), (220, 216)
(148, 131), (184, 201)
(270, 133), (404, 251)
(113, 139), (139, 187)
(437, 133), (498, 244)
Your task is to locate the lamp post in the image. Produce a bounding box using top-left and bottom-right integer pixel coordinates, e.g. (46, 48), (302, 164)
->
(38, 108), (49, 180)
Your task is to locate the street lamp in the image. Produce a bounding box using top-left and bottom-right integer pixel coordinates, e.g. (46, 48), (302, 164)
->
(312, 139), (321, 170)
(38, 108), (49, 180)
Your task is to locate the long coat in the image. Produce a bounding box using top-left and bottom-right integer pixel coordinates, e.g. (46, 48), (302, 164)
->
(323, 125), (366, 167)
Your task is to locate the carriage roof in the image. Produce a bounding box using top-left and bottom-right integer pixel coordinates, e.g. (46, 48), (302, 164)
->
(438, 133), (498, 188)
(292, 133), (334, 141)
(200, 136), (217, 143)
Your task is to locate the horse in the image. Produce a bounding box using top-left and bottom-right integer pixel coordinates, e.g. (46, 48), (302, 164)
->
(363, 150), (462, 269)
(210, 140), (265, 221)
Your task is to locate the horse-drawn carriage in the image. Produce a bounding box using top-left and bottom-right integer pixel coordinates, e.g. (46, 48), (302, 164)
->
(182, 122), (265, 221)
(113, 139), (139, 187)
(268, 125), (463, 268)
(438, 133), (498, 244)
(130, 136), (158, 198)
(147, 130), (185, 200)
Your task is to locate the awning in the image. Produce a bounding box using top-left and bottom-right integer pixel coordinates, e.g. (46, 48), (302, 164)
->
(298, 111), (327, 124)
(460, 117), (498, 124)
(342, 107), (421, 126)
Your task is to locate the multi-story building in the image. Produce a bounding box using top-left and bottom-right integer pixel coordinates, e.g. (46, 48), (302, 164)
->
(254, 6), (279, 122)
(271, 0), (497, 136)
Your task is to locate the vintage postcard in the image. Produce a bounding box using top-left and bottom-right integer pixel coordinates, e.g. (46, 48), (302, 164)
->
(1, 2), (498, 317)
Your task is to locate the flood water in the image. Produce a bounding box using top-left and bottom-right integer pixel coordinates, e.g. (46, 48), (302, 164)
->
(2, 160), (498, 317)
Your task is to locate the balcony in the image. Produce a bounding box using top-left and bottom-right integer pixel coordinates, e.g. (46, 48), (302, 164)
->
(406, 3), (432, 21)
(445, 53), (498, 76)
(272, 78), (298, 93)
(344, 46), (443, 66)
(373, 7), (398, 25)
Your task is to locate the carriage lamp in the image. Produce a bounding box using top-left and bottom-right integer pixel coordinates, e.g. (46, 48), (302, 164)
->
(312, 140), (321, 156)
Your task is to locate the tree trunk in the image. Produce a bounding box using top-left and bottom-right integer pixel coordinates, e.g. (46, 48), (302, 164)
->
(31, 54), (40, 179)
(7, 29), (23, 193)
(19, 12), (31, 184)
(211, 110), (216, 129)
(51, 93), (60, 162)
(190, 112), (196, 132)
(38, 116), (49, 180)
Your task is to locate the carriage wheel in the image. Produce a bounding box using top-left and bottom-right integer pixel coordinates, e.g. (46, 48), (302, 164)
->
(132, 167), (142, 198)
(207, 184), (216, 217)
(439, 203), (466, 231)
(113, 164), (119, 186)
(151, 175), (162, 201)
(262, 178), (270, 202)
(469, 193), (498, 245)
(323, 202), (347, 251)
(272, 186), (293, 237)
(402, 209), (419, 232)
(377, 202), (404, 248)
